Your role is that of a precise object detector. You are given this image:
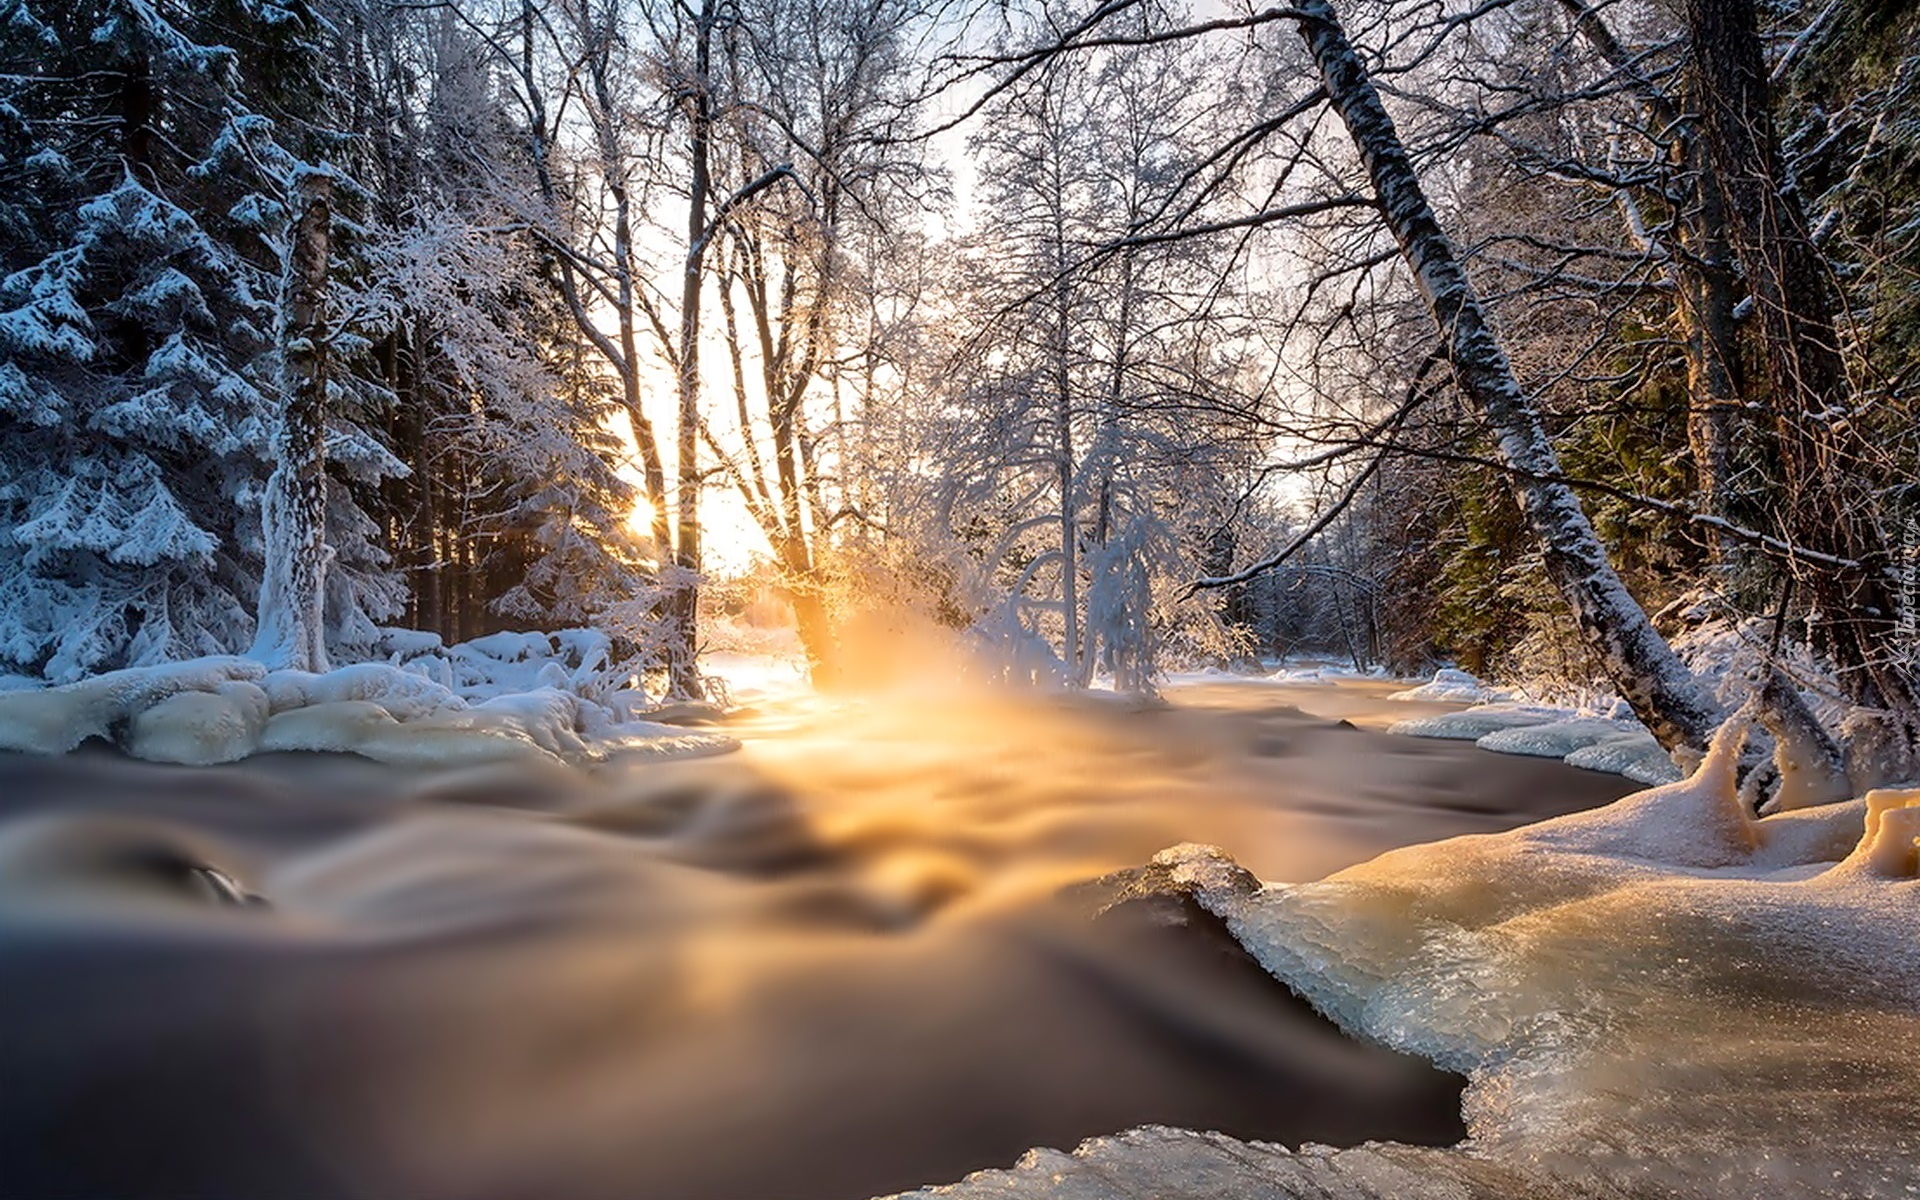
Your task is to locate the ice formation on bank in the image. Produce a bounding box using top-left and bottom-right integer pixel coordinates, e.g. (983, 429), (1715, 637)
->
(0, 629), (737, 767)
(1389, 616), (1857, 787)
(894, 722), (1920, 1199)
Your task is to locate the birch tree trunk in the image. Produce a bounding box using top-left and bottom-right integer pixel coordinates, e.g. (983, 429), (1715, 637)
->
(251, 170), (335, 673)
(1290, 0), (1722, 753)
(1053, 225), (1080, 685)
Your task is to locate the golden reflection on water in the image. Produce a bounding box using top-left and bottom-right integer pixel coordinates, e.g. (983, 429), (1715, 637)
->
(0, 673), (1633, 1200)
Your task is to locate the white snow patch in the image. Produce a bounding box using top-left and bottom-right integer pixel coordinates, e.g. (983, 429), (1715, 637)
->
(698, 650), (809, 704)
(0, 657), (265, 754)
(127, 681), (270, 766)
(262, 663), (466, 720)
(1388, 667), (1506, 703)
(1386, 704), (1570, 741)
(1561, 735), (1684, 785)
(1473, 716), (1640, 759)
(0, 647), (737, 768)
(1390, 704), (1682, 784)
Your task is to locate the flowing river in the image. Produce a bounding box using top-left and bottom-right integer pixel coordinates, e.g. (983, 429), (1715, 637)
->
(0, 677), (1634, 1200)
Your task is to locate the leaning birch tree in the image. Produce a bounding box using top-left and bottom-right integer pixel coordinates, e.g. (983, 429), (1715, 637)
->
(1283, 0), (1721, 752)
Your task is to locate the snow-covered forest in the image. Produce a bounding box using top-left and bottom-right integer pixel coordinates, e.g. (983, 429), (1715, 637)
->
(5, 0), (1918, 780)
(4, 0), (1920, 1195)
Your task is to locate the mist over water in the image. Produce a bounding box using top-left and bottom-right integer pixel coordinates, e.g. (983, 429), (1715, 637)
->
(0, 678), (1633, 1200)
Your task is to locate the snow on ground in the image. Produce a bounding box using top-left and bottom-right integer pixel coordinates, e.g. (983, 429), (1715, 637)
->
(893, 722), (1920, 1199)
(1381, 615), (1860, 788)
(0, 629), (739, 767)
(1158, 660), (1391, 688)
(1383, 668), (1685, 785)
(1162, 661), (1683, 785)
(699, 650), (810, 705)
(1387, 667), (1505, 704)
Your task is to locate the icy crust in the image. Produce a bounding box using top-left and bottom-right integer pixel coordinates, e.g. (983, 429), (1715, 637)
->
(1391, 704), (1684, 786)
(892, 1126), (1546, 1199)
(1387, 704), (1569, 740)
(900, 730), (1920, 1200)
(0, 654), (736, 767)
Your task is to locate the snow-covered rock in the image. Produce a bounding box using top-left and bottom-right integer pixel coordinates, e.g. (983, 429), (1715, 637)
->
(1390, 704), (1684, 784)
(1560, 734), (1683, 785)
(1473, 716), (1639, 759)
(127, 681), (270, 766)
(262, 663), (466, 720)
(1386, 704), (1568, 741)
(0, 657), (265, 754)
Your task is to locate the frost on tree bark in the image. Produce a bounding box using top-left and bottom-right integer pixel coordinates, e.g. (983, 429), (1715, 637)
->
(1684, 0), (1920, 775)
(662, 0), (719, 703)
(251, 171), (335, 673)
(1289, 0), (1722, 753)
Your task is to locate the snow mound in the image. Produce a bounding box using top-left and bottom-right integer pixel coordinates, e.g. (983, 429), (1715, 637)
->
(900, 723), (1920, 1198)
(1473, 716), (1639, 758)
(263, 663), (466, 720)
(127, 681), (271, 766)
(1388, 667), (1503, 703)
(1562, 734), (1683, 785)
(377, 625), (651, 714)
(1386, 704), (1568, 741)
(0, 652), (737, 768)
(1390, 704), (1682, 784)
(0, 657), (265, 754)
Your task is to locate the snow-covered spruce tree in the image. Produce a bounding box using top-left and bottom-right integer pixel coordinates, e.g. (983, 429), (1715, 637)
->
(0, 0), (406, 680)
(0, 0), (287, 679)
(329, 5), (643, 645)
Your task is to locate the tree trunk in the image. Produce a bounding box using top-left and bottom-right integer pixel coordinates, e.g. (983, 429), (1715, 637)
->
(784, 577), (839, 690)
(1556, 0), (1746, 577)
(1673, 164), (1746, 574)
(1290, 0), (1722, 753)
(251, 171), (335, 673)
(1684, 0), (1920, 765)
(664, 0), (718, 702)
(1054, 270), (1079, 687)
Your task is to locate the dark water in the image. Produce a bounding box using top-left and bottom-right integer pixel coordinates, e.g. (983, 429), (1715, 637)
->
(0, 682), (1634, 1200)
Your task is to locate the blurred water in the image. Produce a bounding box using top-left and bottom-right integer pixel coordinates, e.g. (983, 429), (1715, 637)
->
(0, 681), (1632, 1200)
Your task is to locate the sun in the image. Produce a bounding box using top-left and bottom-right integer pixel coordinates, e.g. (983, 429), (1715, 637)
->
(625, 495), (658, 541)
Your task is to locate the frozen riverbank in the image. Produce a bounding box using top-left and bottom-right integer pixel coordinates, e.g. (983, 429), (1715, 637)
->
(0, 681), (1631, 1200)
(890, 721), (1920, 1199)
